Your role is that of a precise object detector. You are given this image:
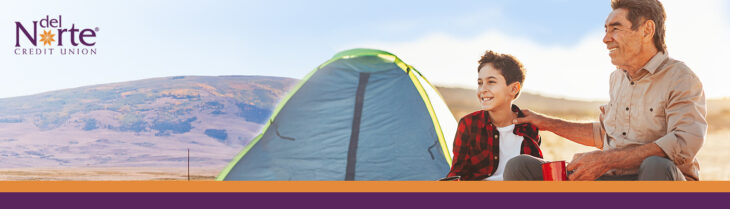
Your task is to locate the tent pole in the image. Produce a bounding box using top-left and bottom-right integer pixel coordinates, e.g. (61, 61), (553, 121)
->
(187, 148), (190, 181)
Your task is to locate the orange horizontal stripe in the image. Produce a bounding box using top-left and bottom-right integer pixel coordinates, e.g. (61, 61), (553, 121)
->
(0, 181), (728, 193)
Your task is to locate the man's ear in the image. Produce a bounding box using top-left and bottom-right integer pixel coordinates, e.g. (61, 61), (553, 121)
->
(643, 20), (655, 41)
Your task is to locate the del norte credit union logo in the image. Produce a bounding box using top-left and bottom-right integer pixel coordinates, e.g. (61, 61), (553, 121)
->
(14, 15), (98, 56)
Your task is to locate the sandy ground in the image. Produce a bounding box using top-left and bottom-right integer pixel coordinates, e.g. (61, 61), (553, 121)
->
(0, 166), (220, 181)
(694, 131), (730, 180)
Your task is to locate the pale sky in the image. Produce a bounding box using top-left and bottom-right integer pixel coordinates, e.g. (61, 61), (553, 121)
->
(2, 0), (729, 101)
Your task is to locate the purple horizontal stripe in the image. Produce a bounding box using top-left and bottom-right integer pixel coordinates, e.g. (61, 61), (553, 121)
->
(0, 193), (727, 208)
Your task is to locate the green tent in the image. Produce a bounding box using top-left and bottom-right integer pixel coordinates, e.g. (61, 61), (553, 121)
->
(218, 49), (457, 180)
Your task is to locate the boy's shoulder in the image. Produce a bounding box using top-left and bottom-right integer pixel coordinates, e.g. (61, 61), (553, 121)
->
(459, 110), (486, 123)
(465, 110), (485, 118)
(457, 110), (490, 131)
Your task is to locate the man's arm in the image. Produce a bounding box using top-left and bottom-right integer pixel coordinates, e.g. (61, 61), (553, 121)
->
(567, 72), (706, 181)
(566, 143), (666, 180)
(653, 75), (706, 167)
(513, 109), (599, 148)
(607, 143), (666, 168)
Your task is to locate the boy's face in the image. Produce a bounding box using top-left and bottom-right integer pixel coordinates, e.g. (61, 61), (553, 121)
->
(477, 63), (519, 111)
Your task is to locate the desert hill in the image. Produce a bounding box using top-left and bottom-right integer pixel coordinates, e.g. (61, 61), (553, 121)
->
(0, 76), (297, 168)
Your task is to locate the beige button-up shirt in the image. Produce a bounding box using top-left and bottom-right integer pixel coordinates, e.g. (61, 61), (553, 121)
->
(591, 52), (707, 180)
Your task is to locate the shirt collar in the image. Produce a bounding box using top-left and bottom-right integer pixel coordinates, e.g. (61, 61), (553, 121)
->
(483, 104), (525, 125)
(642, 51), (668, 75)
(482, 104), (538, 138)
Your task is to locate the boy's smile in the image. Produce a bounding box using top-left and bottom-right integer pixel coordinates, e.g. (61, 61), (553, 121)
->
(480, 95), (494, 104)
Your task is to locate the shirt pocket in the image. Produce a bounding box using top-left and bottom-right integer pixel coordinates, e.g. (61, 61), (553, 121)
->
(638, 101), (667, 138)
(602, 101), (618, 136)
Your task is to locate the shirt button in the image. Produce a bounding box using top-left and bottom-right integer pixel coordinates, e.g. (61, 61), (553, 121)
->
(494, 135), (499, 139)
(622, 132), (627, 136)
(650, 108), (653, 112)
(626, 107), (629, 111)
(494, 156), (498, 160)
(631, 81), (635, 85)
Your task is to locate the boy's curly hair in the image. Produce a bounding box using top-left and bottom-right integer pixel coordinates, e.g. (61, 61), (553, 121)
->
(478, 50), (526, 98)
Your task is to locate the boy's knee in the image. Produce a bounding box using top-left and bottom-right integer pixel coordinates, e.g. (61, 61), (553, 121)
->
(506, 155), (539, 169)
(504, 155), (543, 180)
(638, 156), (683, 181)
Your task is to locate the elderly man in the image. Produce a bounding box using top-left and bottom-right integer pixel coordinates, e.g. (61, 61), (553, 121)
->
(504, 0), (706, 181)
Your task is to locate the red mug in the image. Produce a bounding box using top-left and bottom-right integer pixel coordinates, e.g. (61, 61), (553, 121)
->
(542, 161), (568, 181)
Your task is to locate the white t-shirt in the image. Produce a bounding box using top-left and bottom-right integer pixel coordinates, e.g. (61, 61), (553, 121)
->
(484, 124), (524, 181)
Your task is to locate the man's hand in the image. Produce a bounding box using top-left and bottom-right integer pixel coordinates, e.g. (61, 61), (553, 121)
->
(512, 108), (550, 129)
(513, 109), (598, 147)
(571, 152), (586, 162)
(567, 150), (612, 181)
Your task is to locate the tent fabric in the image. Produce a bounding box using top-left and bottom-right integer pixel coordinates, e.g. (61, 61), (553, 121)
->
(217, 48), (457, 180)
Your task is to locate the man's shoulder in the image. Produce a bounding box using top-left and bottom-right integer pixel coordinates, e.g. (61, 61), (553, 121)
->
(659, 57), (696, 77)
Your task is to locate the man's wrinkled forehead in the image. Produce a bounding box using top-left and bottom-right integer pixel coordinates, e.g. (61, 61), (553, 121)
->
(605, 8), (630, 29)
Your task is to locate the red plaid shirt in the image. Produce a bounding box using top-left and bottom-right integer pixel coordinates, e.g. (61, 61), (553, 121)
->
(447, 104), (543, 180)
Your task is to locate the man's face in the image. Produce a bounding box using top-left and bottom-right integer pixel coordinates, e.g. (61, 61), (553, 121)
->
(603, 8), (645, 69)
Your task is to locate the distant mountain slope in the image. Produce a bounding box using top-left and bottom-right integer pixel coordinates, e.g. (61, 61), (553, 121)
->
(0, 76), (297, 168)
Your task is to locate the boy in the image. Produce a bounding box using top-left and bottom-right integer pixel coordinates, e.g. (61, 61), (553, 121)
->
(446, 50), (542, 181)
